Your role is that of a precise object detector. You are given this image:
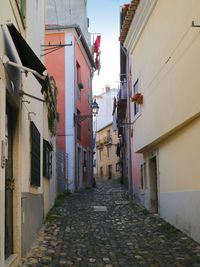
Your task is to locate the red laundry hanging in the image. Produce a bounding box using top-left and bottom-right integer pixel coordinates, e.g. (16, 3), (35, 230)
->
(94, 35), (101, 54)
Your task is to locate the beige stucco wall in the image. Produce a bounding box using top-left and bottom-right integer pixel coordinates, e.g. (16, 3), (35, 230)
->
(159, 117), (200, 193)
(96, 124), (120, 179)
(0, 0), (49, 265)
(0, 2), (24, 266)
(158, 116), (200, 242)
(124, 0), (200, 243)
(127, 0), (200, 152)
(0, 80), (6, 267)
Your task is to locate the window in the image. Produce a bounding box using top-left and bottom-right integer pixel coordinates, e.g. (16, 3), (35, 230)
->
(116, 162), (120, 172)
(133, 79), (139, 115)
(77, 109), (81, 140)
(30, 122), (40, 187)
(83, 151), (87, 167)
(107, 146), (111, 158)
(16, 0), (26, 26)
(107, 129), (111, 140)
(93, 159), (96, 167)
(99, 149), (103, 160)
(43, 140), (52, 178)
(76, 61), (83, 98)
(100, 167), (103, 177)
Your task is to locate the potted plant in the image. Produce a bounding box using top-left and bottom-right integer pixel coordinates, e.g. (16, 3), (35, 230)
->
(130, 93), (143, 104)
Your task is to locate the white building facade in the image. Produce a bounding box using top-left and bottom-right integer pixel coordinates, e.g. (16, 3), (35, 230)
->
(0, 1), (57, 266)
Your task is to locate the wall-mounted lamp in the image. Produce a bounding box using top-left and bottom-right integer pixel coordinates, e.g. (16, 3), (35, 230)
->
(74, 99), (99, 123)
(22, 100), (31, 104)
(28, 112), (36, 121)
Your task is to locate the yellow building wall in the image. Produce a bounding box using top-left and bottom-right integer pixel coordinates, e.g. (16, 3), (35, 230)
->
(96, 124), (120, 179)
(158, 116), (200, 242)
(124, 0), (200, 242)
(127, 0), (200, 152)
(159, 117), (200, 193)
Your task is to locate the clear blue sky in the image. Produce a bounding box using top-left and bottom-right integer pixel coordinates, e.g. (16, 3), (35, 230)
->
(87, 0), (128, 94)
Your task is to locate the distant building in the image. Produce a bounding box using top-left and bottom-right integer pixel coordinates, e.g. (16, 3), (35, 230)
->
(96, 123), (121, 180)
(46, 0), (91, 46)
(94, 86), (118, 132)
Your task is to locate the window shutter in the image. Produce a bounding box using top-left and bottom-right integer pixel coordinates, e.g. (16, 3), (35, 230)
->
(30, 122), (40, 186)
(43, 139), (52, 178)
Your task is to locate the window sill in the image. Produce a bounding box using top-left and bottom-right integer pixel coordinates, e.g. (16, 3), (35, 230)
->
(132, 111), (141, 123)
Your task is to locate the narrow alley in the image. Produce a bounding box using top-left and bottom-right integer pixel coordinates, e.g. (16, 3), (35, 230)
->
(19, 179), (200, 267)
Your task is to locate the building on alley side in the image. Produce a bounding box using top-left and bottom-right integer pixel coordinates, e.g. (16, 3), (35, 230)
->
(96, 123), (121, 180)
(0, 1), (58, 266)
(45, 0), (96, 191)
(93, 86), (120, 179)
(118, 0), (200, 243)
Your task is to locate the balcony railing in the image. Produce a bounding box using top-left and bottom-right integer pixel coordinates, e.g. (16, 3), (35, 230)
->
(103, 136), (112, 145)
(96, 140), (104, 148)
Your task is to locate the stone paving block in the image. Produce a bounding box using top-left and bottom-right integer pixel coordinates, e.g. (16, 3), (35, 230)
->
(93, 205), (107, 211)
(19, 179), (200, 267)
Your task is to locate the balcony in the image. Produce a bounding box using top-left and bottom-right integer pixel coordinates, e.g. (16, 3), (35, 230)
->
(117, 81), (127, 120)
(96, 140), (104, 149)
(103, 136), (112, 145)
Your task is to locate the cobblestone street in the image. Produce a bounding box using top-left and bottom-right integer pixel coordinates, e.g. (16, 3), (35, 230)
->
(20, 179), (200, 267)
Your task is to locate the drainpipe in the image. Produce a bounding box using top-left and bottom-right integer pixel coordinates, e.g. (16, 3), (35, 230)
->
(120, 44), (133, 199)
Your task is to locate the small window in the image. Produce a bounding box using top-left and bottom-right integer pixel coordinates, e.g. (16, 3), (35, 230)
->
(43, 140), (52, 179)
(99, 149), (103, 160)
(108, 165), (112, 179)
(107, 129), (111, 139)
(133, 79), (139, 115)
(93, 159), (96, 167)
(30, 122), (40, 187)
(76, 61), (83, 98)
(100, 167), (103, 176)
(16, 0), (26, 26)
(116, 162), (120, 172)
(77, 109), (81, 140)
(107, 146), (111, 158)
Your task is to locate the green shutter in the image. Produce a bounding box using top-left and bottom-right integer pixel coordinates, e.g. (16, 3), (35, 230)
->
(31, 122), (40, 187)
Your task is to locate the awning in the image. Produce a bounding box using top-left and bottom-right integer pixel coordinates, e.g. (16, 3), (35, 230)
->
(7, 24), (48, 93)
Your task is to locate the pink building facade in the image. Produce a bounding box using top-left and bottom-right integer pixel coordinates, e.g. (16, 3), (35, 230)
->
(45, 26), (95, 191)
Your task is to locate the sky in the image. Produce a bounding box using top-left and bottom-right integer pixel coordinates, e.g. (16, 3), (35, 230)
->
(87, 0), (128, 95)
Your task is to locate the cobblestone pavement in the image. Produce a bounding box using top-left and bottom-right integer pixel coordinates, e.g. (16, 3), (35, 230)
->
(20, 179), (200, 267)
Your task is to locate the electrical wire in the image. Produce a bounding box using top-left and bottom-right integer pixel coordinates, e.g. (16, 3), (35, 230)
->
(147, 24), (191, 91)
(142, 24), (199, 101)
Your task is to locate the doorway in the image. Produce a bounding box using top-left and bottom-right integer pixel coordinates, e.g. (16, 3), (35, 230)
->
(5, 104), (14, 259)
(83, 151), (87, 184)
(108, 165), (112, 179)
(77, 147), (82, 189)
(149, 156), (158, 213)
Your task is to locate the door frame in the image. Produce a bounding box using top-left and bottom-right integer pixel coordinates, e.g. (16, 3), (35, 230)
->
(147, 150), (160, 213)
(4, 92), (21, 266)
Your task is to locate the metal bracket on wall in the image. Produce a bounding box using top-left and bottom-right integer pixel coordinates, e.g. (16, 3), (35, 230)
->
(41, 42), (73, 56)
(119, 122), (134, 128)
(192, 21), (200, 28)
(1, 140), (6, 168)
(74, 113), (92, 123)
